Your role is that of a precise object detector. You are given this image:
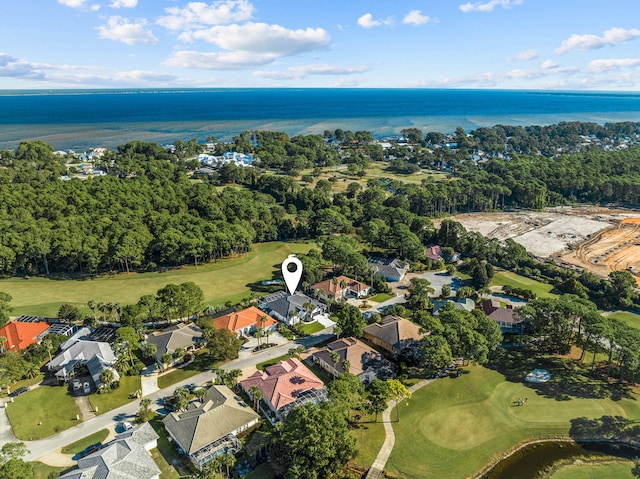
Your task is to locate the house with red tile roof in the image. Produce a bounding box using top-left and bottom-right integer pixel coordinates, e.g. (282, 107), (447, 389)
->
(212, 306), (277, 337)
(0, 321), (50, 353)
(311, 275), (371, 301)
(239, 358), (328, 423)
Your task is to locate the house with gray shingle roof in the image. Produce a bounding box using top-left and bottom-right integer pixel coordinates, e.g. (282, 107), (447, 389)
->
(367, 257), (409, 282)
(145, 322), (204, 366)
(163, 385), (259, 469)
(47, 339), (119, 389)
(60, 422), (160, 479)
(258, 291), (325, 325)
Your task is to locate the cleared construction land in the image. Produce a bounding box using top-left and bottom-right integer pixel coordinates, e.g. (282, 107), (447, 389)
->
(450, 207), (640, 281)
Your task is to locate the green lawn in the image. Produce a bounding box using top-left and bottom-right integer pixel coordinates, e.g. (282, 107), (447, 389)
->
(157, 350), (216, 389)
(385, 360), (640, 479)
(256, 354), (292, 371)
(491, 271), (558, 299)
(350, 413), (386, 470)
(6, 385), (80, 440)
(300, 321), (325, 335)
(150, 448), (181, 479)
(88, 376), (141, 415)
(549, 461), (635, 479)
(1, 373), (45, 398)
(0, 241), (316, 317)
(607, 311), (640, 330)
(32, 461), (67, 479)
(369, 293), (395, 303)
(149, 418), (192, 478)
(61, 428), (109, 454)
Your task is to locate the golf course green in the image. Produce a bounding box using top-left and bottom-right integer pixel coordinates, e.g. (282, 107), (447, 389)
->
(385, 360), (640, 479)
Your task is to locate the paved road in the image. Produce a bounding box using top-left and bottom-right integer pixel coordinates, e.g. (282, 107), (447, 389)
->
(4, 325), (334, 462)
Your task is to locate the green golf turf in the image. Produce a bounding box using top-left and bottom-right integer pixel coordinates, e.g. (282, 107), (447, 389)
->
(0, 241), (315, 317)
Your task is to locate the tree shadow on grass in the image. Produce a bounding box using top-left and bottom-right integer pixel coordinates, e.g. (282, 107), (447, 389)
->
(569, 415), (640, 444)
(486, 348), (635, 401)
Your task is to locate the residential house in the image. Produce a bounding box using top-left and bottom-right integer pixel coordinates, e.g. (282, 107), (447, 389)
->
(367, 257), (409, 282)
(258, 291), (325, 326)
(163, 385), (260, 469)
(240, 358), (328, 423)
(0, 320), (50, 353)
(363, 316), (425, 356)
(47, 339), (119, 388)
(146, 323), (204, 366)
(60, 422), (160, 479)
(432, 297), (476, 316)
(425, 244), (460, 263)
(212, 306), (277, 337)
(311, 276), (372, 301)
(311, 337), (395, 384)
(482, 299), (525, 333)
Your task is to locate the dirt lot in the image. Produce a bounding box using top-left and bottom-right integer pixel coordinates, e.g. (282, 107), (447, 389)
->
(447, 206), (640, 280)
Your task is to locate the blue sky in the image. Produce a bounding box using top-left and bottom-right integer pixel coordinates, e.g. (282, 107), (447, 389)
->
(1, 0), (640, 89)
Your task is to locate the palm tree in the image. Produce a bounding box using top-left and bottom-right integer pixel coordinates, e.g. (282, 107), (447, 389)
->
(220, 453), (236, 478)
(248, 385), (264, 410)
(339, 279), (348, 300)
(100, 368), (115, 388)
(42, 338), (53, 364)
(334, 323), (342, 340)
(342, 359), (351, 374)
(24, 362), (40, 379)
(330, 351), (340, 378)
(87, 300), (97, 322)
(195, 387), (207, 403)
(259, 315), (269, 343)
(174, 347), (186, 364)
(255, 328), (264, 348)
(140, 397), (152, 411)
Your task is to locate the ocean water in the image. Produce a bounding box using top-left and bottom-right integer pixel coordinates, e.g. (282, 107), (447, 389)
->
(0, 88), (639, 150)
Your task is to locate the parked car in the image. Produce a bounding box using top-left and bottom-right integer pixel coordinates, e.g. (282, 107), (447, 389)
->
(79, 443), (102, 458)
(9, 386), (29, 397)
(120, 421), (133, 431)
(83, 382), (91, 394)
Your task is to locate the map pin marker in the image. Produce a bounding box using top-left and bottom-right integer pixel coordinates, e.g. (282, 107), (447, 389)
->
(282, 254), (303, 295)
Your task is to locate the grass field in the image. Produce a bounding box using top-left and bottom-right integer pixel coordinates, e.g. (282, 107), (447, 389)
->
(157, 350), (216, 389)
(150, 447), (181, 479)
(369, 293), (395, 303)
(300, 321), (324, 335)
(491, 271), (558, 299)
(6, 385), (80, 440)
(350, 413), (386, 470)
(549, 461), (635, 479)
(32, 461), (67, 479)
(61, 428), (109, 454)
(88, 376), (141, 415)
(0, 241), (316, 317)
(607, 311), (640, 330)
(149, 417), (192, 478)
(385, 357), (640, 479)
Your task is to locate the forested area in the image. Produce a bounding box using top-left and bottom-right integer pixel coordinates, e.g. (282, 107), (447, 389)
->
(0, 121), (639, 276)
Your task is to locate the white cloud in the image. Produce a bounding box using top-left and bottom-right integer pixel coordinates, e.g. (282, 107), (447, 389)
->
(0, 53), (46, 79)
(357, 13), (393, 29)
(183, 23), (330, 56)
(157, 0), (254, 31)
(403, 10), (432, 26)
(556, 27), (640, 54)
(254, 64), (369, 80)
(459, 0), (522, 13)
(164, 50), (278, 69)
(58, 0), (87, 7)
(97, 17), (159, 45)
(511, 49), (539, 61)
(588, 58), (640, 73)
(110, 0), (138, 8)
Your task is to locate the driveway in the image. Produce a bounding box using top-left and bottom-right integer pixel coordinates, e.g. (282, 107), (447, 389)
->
(11, 325), (336, 462)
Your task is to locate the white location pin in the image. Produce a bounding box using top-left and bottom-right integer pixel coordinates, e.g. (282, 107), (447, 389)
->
(281, 254), (303, 295)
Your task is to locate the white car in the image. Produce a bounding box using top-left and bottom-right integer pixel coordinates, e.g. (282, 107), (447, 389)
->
(83, 382), (91, 394)
(121, 421), (133, 431)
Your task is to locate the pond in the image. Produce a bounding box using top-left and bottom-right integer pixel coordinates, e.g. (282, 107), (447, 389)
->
(483, 440), (640, 479)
